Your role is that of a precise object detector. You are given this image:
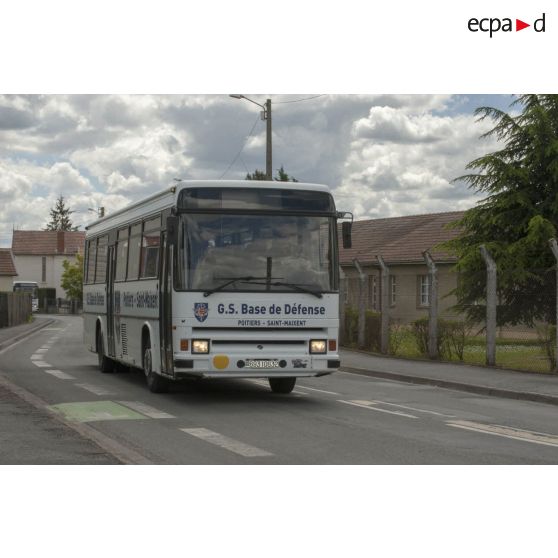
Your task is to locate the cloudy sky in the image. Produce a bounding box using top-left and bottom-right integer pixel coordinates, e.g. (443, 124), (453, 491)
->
(0, 94), (513, 247)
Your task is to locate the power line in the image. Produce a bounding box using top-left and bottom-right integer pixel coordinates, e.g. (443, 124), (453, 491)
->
(274, 94), (326, 104)
(219, 114), (261, 179)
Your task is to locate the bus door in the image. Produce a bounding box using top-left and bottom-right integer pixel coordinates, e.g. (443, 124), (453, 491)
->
(160, 232), (174, 376)
(106, 244), (116, 357)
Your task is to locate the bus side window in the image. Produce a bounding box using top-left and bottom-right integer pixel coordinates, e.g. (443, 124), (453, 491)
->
(127, 223), (142, 280)
(95, 235), (108, 283)
(140, 216), (161, 279)
(115, 227), (129, 281)
(87, 238), (97, 285)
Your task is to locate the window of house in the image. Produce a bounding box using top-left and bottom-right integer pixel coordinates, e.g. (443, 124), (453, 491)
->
(41, 256), (46, 283)
(368, 275), (378, 310)
(127, 223), (142, 280)
(390, 275), (396, 306)
(87, 239), (97, 284)
(419, 274), (430, 306)
(95, 235), (108, 283)
(140, 216), (161, 279)
(115, 227), (129, 282)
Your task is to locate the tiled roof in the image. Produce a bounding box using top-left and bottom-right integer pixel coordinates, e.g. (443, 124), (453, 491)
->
(0, 249), (17, 276)
(12, 230), (86, 256)
(339, 211), (465, 266)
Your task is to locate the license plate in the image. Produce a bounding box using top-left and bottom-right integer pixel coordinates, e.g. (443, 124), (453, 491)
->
(245, 359), (280, 369)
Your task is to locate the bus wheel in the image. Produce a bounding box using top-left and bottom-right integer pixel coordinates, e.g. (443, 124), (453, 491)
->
(268, 377), (296, 394)
(97, 329), (114, 373)
(143, 339), (168, 393)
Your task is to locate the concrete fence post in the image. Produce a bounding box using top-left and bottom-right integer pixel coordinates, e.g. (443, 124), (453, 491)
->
(353, 259), (366, 349)
(377, 255), (390, 354)
(480, 245), (497, 366)
(339, 266), (347, 345)
(423, 250), (438, 360)
(549, 239), (558, 372)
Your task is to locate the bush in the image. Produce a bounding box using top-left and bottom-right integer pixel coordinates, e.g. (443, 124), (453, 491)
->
(411, 317), (468, 360)
(341, 307), (381, 351)
(365, 311), (381, 351)
(389, 319), (406, 355)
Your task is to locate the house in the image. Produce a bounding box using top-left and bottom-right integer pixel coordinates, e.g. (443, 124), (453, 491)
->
(0, 249), (18, 291)
(11, 230), (85, 299)
(339, 211), (464, 323)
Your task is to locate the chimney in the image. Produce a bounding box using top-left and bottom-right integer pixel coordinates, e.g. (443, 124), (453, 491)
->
(57, 230), (64, 254)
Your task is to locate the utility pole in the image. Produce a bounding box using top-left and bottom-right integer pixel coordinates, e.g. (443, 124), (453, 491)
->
(230, 95), (273, 180)
(265, 98), (272, 180)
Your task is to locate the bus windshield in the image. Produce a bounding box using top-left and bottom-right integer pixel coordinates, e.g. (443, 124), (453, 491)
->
(176, 213), (336, 293)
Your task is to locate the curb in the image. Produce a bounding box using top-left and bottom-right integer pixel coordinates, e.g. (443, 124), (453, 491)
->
(340, 366), (558, 407)
(0, 318), (56, 352)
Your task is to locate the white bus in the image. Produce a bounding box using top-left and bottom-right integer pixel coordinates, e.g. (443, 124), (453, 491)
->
(83, 180), (351, 393)
(13, 281), (39, 312)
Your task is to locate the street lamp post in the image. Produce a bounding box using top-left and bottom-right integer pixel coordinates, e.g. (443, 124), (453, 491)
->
(230, 94), (272, 180)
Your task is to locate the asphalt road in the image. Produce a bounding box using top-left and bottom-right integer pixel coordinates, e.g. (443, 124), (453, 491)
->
(2, 314), (558, 464)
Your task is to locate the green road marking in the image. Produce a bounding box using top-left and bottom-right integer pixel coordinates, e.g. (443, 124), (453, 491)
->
(49, 401), (147, 423)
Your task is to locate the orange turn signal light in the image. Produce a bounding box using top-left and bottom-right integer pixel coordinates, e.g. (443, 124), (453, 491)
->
(180, 339), (189, 351)
(328, 340), (337, 352)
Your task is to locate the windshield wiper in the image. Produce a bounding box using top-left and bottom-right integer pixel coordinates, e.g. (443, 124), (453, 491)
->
(242, 280), (323, 299)
(203, 276), (261, 297)
(272, 281), (323, 298)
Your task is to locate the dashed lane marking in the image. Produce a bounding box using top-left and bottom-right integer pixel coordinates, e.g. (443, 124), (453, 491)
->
(32, 361), (52, 368)
(75, 383), (114, 396)
(118, 401), (175, 419)
(338, 399), (418, 419)
(180, 427), (273, 457)
(447, 420), (558, 448)
(45, 369), (76, 380)
(36, 348), (49, 353)
(369, 400), (455, 418)
(296, 384), (340, 396)
(30, 354), (43, 360)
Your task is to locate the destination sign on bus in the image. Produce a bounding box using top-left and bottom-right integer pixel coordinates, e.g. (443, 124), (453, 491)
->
(216, 302), (326, 316)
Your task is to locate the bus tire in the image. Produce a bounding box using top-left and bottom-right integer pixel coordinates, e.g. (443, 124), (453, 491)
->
(143, 337), (168, 393)
(96, 329), (114, 373)
(268, 377), (296, 394)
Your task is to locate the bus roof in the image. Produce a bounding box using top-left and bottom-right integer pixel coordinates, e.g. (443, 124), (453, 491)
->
(85, 180), (333, 236)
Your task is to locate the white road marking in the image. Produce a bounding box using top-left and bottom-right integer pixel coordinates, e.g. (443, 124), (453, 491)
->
(118, 401), (175, 419)
(75, 383), (113, 396)
(246, 378), (306, 395)
(42, 328), (63, 331)
(45, 369), (76, 380)
(36, 348), (49, 353)
(297, 384), (340, 395)
(447, 420), (558, 448)
(30, 354), (43, 360)
(338, 399), (418, 419)
(180, 428), (273, 457)
(369, 399), (455, 418)
(32, 361), (52, 368)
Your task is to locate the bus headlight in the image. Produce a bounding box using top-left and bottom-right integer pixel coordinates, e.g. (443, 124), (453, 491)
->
(192, 339), (210, 354)
(309, 340), (327, 354)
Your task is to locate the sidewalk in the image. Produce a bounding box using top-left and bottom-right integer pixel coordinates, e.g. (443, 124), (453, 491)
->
(340, 348), (558, 406)
(0, 316), (55, 351)
(0, 317), (121, 464)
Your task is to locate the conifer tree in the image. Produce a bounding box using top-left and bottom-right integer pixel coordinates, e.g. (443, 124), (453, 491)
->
(44, 195), (78, 231)
(445, 95), (558, 326)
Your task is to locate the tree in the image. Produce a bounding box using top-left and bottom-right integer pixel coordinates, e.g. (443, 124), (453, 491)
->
(445, 94), (558, 326)
(61, 253), (83, 302)
(44, 195), (78, 231)
(245, 165), (299, 182)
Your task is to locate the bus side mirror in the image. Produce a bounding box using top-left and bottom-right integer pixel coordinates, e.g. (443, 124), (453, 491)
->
(167, 216), (179, 246)
(342, 221), (352, 249)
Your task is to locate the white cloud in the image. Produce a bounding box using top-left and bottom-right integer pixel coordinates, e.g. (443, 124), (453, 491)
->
(0, 94), (511, 246)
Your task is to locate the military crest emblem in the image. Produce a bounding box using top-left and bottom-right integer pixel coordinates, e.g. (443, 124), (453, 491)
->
(194, 302), (209, 322)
